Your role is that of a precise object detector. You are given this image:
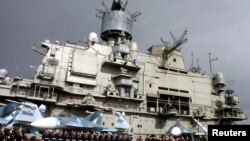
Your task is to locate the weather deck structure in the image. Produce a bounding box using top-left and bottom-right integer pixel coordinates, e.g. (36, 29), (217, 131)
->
(0, 0), (247, 140)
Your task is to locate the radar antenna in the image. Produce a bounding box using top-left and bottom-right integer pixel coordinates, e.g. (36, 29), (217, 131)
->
(189, 52), (195, 71)
(161, 29), (187, 59)
(102, 0), (110, 12)
(111, 0), (128, 11)
(209, 52), (218, 74)
(225, 80), (234, 90)
(97, 0), (141, 41)
(197, 58), (201, 72)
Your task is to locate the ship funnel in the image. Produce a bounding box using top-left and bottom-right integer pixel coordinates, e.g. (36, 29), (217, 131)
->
(98, 0), (140, 41)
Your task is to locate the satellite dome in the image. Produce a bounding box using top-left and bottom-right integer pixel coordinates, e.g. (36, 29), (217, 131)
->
(0, 69), (8, 78)
(131, 42), (138, 51)
(88, 32), (98, 43)
(5, 77), (11, 82)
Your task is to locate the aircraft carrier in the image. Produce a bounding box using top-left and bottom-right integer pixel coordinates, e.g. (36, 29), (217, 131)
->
(0, 0), (247, 140)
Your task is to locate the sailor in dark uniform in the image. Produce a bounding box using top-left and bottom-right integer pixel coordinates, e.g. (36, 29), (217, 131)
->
(42, 129), (51, 141)
(71, 130), (77, 141)
(76, 131), (83, 141)
(121, 134), (127, 141)
(89, 132), (95, 141)
(0, 124), (5, 141)
(95, 132), (100, 141)
(14, 127), (24, 141)
(6, 128), (15, 141)
(57, 130), (64, 141)
(124, 134), (129, 141)
(115, 134), (121, 141)
(82, 132), (87, 141)
(99, 133), (105, 141)
(110, 133), (116, 141)
(106, 132), (112, 141)
(88, 132), (95, 141)
(50, 130), (57, 141)
(64, 130), (71, 141)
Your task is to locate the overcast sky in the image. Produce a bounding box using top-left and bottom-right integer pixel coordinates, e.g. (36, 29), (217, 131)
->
(0, 0), (250, 124)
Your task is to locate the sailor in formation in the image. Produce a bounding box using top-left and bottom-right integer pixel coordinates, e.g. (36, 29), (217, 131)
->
(0, 124), (24, 141)
(42, 129), (133, 141)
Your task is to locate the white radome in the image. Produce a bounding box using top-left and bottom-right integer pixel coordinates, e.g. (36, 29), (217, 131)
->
(131, 42), (138, 51)
(0, 69), (8, 77)
(88, 32), (98, 43)
(31, 117), (59, 128)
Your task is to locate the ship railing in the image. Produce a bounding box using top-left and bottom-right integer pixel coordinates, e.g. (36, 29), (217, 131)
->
(11, 87), (27, 96)
(216, 107), (247, 119)
(11, 87), (57, 102)
(42, 39), (88, 48)
(104, 103), (141, 113)
(147, 106), (190, 116)
(67, 98), (97, 106)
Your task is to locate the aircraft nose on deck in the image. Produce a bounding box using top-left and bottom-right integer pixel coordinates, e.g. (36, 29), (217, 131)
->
(31, 117), (59, 128)
(171, 126), (182, 136)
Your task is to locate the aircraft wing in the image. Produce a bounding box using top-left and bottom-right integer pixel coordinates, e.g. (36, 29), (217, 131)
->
(194, 132), (206, 136)
(64, 118), (95, 128)
(84, 110), (103, 127)
(113, 111), (130, 129)
(0, 99), (43, 122)
(14, 104), (43, 122)
(64, 121), (86, 128)
(192, 117), (207, 134)
(0, 118), (8, 125)
(31, 110), (103, 129)
(0, 102), (20, 117)
(109, 108), (131, 129)
(0, 99), (45, 129)
(166, 119), (191, 135)
(101, 128), (118, 132)
(61, 112), (98, 128)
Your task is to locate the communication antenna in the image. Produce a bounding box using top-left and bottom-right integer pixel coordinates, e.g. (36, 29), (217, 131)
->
(209, 52), (218, 74)
(197, 58), (200, 72)
(226, 80), (235, 89)
(191, 52), (194, 69)
(63, 24), (67, 42)
(6, 55), (10, 69)
(15, 64), (18, 76)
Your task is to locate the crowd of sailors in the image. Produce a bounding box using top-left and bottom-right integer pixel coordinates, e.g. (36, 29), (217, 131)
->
(0, 124), (24, 141)
(42, 129), (133, 141)
(140, 135), (193, 141)
(0, 124), (204, 141)
(42, 130), (195, 141)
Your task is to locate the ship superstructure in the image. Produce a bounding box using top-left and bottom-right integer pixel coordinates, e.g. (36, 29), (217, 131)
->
(0, 0), (246, 140)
